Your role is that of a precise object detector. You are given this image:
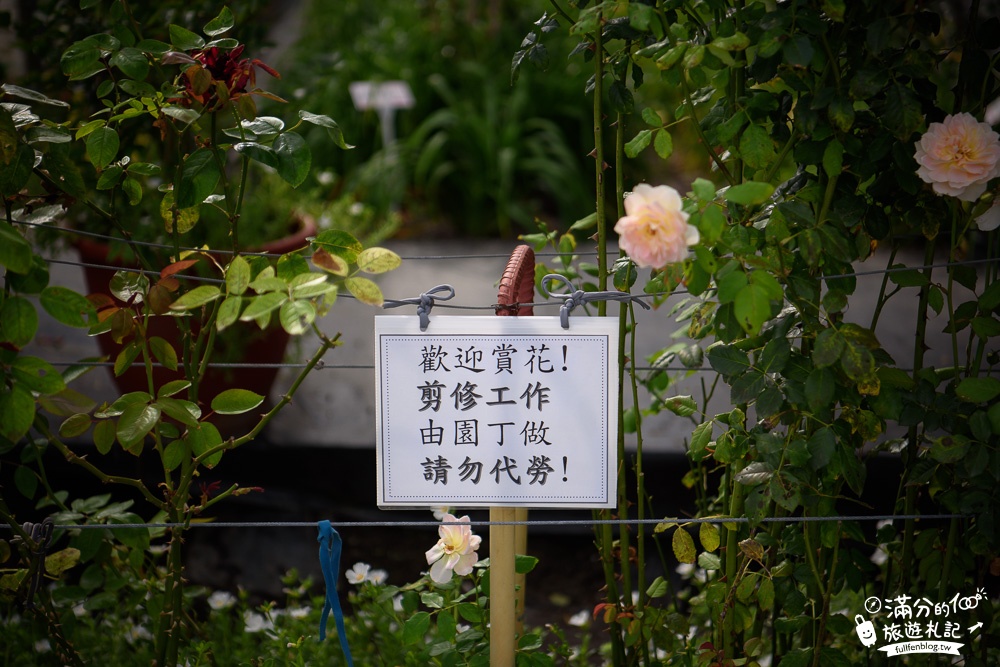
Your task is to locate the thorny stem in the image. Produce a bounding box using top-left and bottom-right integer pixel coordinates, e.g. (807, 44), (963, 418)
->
(722, 463), (745, 660)
(38, 423), (164, 511)
(588, 11), (625, 665)
(900, 238), (936, 589)
(629, 304), (647, 612)
(193, 330), (342, 465)
(869, 244), (900, 332)
(812, 525), (841, 667)
(611, 108), (639, 663)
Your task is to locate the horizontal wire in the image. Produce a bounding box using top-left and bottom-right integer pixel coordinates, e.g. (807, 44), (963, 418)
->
(50, 360), (977, 375)
(18, 217), (999, 285)
(0, 514), (965, 532)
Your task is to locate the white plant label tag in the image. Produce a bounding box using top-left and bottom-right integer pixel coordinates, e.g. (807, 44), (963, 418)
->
(375, 316), (619, 508)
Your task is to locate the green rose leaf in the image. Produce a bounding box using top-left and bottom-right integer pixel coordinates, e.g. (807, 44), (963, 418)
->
(59, 413), (92, 438)
(239, 292), (288, 322)
(883, 83), (923, 139)
(707, 344), (751, 379)
(12, 356), (66, 395)
(122, 177), (142, 205)
(822, 139), (844, 178)
(956, 377), (1000, 404)
(345, 277), (383, 306)
(828, 98), (855, 133)
(812, 328), (845, 368)
(117, 402), (161, 451)
(734, 283), (771, 335)
(60, 39), (104, 80)
(805, 368), (836, 413)
(226, 255), (251, 295)
(159, 191), (201, 234)
(739, 123), (776, 170)
(161, 105), (201, 127)
(624, 129), (652, 158)
(211, 389), (265, 415)
(40, 286), (95, 328)
(156, 397), (201, 428)
(840, 341), (874, 381)
(187, 421), (224, 467)
(86, 127), (119, 169)
(646, 576), (668, 599)
(313, 229), (363, 263)
(176, 148), (221, 209)
(515, 554), (539, 574)
(0, 385), (35, 441)
(0, 221), (34, 274)
(298, 111), (354, 149)
(312, 248), (349, 276)
(0, 296), (38, 347)
(110, 47), (149, 81)
(44, 547), (81, 577)
(783, 34), (814, 67)
(0, 143), (34, 198)
(94, 419), (116, 454)
(290, 273), (333, 298)
(689, 420), (713, 460)
(717, 268), (748, 304)
(169, 285), (221, 311)
(234, 142), (279, 169)
(203, 7), (235, 36)
(699, 521), (721, 552)
(808, 427), (836, 470)
(114, 341), (142, 377)
(216, 295), (243, 331)
(274, 132), (311, 187)
(654, 128), (674, 159)
(734, 461), (774, 486)
(403, 612), (431, 645)
(168, 24), (205, 51)
(162, 439), (185, 472)
(356, 247), (402, 274)
(157, 380), (192, 398)
(1, 83), (70, 108)
(978, 280), (1000, 311)
(148, 336), (178, 371)
(724, 181), (774, 206)
(671, 527), (696, 564)
(279, 299), (316, 335)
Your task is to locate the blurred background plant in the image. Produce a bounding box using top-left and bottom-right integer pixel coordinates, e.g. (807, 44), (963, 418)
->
(275, 0), (596, 238)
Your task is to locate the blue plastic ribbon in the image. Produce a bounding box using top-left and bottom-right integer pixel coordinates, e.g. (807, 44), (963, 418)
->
(317, 520), (353, 666)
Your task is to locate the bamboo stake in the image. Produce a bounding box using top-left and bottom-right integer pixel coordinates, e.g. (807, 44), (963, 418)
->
(490, 506), (518, 666)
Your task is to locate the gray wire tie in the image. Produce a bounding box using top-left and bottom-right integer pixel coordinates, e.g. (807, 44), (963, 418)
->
(11, 517), (54, 610)
(382, 284), (456, 331)
(540, 274), (651, 329)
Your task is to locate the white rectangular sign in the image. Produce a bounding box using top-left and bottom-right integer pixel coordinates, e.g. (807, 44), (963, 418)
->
(375, 316), (619, 508)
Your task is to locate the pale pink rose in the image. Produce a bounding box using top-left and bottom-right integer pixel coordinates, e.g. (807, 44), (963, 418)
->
(614, 184), (699, 268)
(914, 113), (1000, 202)
(975, 200), (1000, 231)
(424, 513), (481, 584)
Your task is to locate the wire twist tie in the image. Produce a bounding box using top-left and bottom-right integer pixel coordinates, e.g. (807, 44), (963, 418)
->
(540, 274), (651, 329)
(12, 517), (54, 610)
(382, 284), (455, 331)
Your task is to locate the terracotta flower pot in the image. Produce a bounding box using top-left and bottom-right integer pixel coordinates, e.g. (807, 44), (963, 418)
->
(74, 216), (318, 437)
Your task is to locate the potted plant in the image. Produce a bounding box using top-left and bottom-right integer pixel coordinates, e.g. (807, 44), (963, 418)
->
(9, 3), (367, 429)
(1, 5), (398, 664)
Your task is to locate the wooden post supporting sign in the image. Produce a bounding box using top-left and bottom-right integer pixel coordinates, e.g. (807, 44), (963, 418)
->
(491, 245), (536, 666)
